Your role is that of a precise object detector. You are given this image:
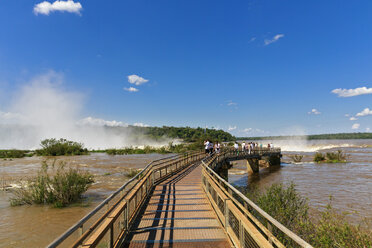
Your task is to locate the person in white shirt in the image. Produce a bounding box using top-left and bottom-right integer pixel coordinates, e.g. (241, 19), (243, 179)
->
(204, 140), (210, 154)
(241, 142), (246, 151)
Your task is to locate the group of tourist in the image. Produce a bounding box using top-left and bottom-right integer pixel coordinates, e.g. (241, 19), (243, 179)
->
(205, 140), (274, 155)
(204, 140), (221, 154)
(234, 141), (274, 154)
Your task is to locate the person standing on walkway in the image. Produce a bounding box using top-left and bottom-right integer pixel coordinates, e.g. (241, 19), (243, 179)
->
(241, 141), (246, 151)
(234, 142), (239, 155)
(204, 140), (210, 154)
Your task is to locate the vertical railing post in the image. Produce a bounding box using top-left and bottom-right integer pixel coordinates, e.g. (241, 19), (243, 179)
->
(108, 223), (113, 248)
(267, 222), (273, 245)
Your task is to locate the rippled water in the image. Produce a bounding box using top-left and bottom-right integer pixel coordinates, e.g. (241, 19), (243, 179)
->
(229, 140), (372, 226)
(0, 153), (172, 248)
(1, 139), (372, 247)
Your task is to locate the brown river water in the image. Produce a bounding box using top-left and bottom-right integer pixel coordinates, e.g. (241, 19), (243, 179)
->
(0, 139), (371, 247)
(0, 153), (172, 248)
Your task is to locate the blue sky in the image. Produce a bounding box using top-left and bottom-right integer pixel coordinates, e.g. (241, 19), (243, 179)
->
(1, 0), (372, 137)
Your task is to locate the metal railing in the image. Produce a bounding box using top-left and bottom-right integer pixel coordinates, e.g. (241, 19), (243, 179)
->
(201, 152), (313, 248)
(48, 151), (205, 248)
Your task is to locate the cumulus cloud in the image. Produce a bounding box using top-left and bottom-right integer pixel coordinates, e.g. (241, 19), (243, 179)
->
(78, 117), (128, 127)
(356, 108), (372, 117)
(352, 123), (360, 130)
(264, 34), (284, 46)
(124, 87), (139, 92)
(127, 74), (149, 86)
(308, 108), (321, 115)
(243, 128), (253, 133)
(228, 126), (237, 131)
(349, 117), (357, 121)
(331, 87), (372, 97)
(34, 0), (82, 15)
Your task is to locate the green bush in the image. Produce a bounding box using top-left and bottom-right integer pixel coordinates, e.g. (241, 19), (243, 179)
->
(36, 138), (88, 156)
(0, 150), (32, 158)
(247, 183), (372, 247)
(310, 203), (372, 248)
(314, 150), (347, 163)
(126, 169), (141, 178)
(314, 152), (326, 162)
(10, 160), (94, 207)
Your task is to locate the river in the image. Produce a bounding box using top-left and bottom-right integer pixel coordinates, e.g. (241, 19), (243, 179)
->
(229, 139), (372, 226)
(0, 153), (172, 248)
(0, 139), (371, 247)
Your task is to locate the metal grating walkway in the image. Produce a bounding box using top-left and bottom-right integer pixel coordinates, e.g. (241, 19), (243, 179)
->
(123, 163), (231, 248)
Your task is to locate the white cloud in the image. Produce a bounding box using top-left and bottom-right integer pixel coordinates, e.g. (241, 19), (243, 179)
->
(352, 123), (360, 130)
(249, 37), (256, 42)
(34, 0), (82, 15)
(133, 122), (150, 127)
(227, 100), (237, 106)
(366, 127), (371, 132)
(264, 34), (284, 46)
(349, 117), (357, 121)
(356, 108), (372, 117)
(124, 87), (139, 92)
(243, 128), (253, 133)
(228, 126), (237, 131)
(127, 74), (149, 86)
(78, 117), (128, 127)
(308, 108), (321, 115)
(345, 114), (350, 117)
(331, 87), (372, 97)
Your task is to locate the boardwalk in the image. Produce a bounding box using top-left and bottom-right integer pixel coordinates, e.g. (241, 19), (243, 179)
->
(124, 162), (231, 247)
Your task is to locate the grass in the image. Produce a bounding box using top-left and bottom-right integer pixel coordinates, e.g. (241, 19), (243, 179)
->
(36, 138), (89, 156)
(246, 183), (372, 247)
(314, 150), (347, 163)
(10, 160), (94, 208)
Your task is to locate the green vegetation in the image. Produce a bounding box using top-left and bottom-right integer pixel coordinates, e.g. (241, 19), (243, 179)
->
(246, 183), (372, 247)
(10, 160), (94, 208)
(289, 154), (303, 163)
(126, 169), (141, 178)
(314, 150), (347, 163)
(0, 150), (33, 158)
(104, 142), (203, 156)
(238, 132), (372, 140)
(36, 138), (88, 156)
(128, 125), (235, 142)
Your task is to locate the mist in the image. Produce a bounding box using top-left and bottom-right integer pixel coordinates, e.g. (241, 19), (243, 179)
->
(0, 72), (171, 150)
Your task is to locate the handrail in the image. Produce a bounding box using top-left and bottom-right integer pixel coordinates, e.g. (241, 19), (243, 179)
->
(47, 151), (202, 248)
(201, 152), (313, 248)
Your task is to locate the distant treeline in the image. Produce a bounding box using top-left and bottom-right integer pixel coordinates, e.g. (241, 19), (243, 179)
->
(129, 126), (235, 142)
(238, 132), (372, 140)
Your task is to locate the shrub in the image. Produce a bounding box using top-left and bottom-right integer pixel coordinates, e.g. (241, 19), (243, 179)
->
(0, 150), (31, 158)
(314, 152), (326, 162)
(325, 150), (347, 163)
(126, 169), (141, 178)
(314, 150), (347, 163)
(247, 183), (313, 246)
(36, 138), (88, 156)
(289, 154), (303, 163)
(247, 183), (372, 247)
(309, 203), (372, 248)
(10, 160), (94, 207)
